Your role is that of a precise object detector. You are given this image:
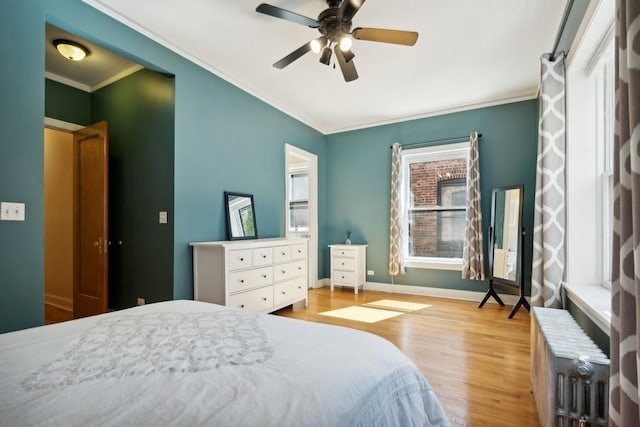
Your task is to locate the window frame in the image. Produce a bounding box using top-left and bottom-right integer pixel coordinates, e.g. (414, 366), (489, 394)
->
(401, 141), (470, 270)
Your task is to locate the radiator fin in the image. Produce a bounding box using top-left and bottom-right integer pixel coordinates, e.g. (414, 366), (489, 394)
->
(531, 307), (609, 426)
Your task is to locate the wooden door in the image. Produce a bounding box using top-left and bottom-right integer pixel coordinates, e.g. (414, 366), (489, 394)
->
(73, 122), (109, 318)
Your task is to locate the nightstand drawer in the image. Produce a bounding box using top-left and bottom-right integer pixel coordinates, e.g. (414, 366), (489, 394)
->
(228, 266), (272, 293)
(333, 257), (356, 271)
(334, 248), (355, 258)
(332, 270), (357, 285)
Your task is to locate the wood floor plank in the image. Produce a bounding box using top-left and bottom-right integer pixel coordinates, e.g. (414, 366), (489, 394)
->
(274, 287), (539, 426)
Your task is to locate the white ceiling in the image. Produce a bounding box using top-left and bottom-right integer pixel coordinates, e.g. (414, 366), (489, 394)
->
(79, 0), (567, 134)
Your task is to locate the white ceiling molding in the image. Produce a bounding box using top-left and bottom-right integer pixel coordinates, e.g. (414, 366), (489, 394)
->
(91, 64), (144, 92)
(45, 71), (91, 92)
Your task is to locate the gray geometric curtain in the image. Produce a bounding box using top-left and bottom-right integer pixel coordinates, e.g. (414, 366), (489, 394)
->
(389, 142), (405, 276)
(462, 131), (484, 280)
(609, 1), (640, 425)
(531, 53), (566, 308)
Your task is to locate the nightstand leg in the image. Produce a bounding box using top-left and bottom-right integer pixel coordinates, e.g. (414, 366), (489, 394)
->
(354, 285), (358, 295)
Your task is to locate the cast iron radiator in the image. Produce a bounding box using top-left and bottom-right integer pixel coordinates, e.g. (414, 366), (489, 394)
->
(531, 307), (609, 426)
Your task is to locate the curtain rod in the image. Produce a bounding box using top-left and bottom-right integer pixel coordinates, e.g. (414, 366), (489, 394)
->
(390, 133), (482, 149)
(549, 0), (574, 61)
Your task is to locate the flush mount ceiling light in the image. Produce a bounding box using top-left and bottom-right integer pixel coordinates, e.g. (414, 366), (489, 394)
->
(53, 39), (90, 61)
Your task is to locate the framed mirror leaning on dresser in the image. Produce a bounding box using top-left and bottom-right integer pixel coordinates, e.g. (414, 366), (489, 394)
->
(224, 191), (258, 240)
(478, 184), (530, 318)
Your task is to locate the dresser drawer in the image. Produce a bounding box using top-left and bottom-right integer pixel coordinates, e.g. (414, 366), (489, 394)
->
(228, 287), (273, 311)
(252, 247), (273, 266)
(228, 266), (272, 293)
(273, 245), (291, 263)
(290, 243), (306, 260)
(332, 270), (357, 285)
(228, 249), (253, 270)
(274, 260), (306, 282)
(333, 257), (356, 271)
(274, 278), (306, 306)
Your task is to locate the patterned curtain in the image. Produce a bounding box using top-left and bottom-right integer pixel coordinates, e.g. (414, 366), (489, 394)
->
(462, 131), (484, 280)
(531, 53), (566, 308)
(609, 1), (640, 425)
(389, 143), (405, 276)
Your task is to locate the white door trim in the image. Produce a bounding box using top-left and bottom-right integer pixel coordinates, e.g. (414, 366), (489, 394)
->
(284, 143), (319, 288)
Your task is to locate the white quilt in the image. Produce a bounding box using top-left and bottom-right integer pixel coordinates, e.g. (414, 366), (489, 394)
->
(0, 300), (449, 427)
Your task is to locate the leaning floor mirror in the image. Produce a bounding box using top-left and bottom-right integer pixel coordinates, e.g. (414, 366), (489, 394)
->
(478, 184), (530, 318)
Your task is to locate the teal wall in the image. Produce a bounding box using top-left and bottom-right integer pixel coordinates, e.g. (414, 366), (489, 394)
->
(92, 69), (175, 309)
(0, 0), (325, 333)
(324, 100), (538, 294)
(45, 79), (91, 125)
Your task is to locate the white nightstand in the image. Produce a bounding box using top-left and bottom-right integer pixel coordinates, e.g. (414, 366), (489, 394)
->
(329, 244), (367, 294)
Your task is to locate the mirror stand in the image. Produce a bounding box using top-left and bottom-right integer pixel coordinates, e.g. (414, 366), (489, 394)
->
(479, 185), (530, 318)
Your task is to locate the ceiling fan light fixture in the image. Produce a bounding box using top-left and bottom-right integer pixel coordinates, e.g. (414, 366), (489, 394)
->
(339, 36), (352, 52)
(310, 38), (324, 54)
(53, 39), (89, 61)
(319, 46), (332, 65)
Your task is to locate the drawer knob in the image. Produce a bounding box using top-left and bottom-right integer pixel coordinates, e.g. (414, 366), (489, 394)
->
(240, 304), (245, 308)
(298, 250), (302, 253)
(298, 286), (302, 289)
(281, 270), (286, 274)
(281, 251), (286, 255)
(281, 291), (286, 295)
(262, 274), (267, 278)
(262, 297), (267, 301)
(341, 262), (345, 266)
(262, 254), (267, 258)
(341, 276), (345, 279)
(239, 257), (245, 261)
(341, 251), (344, 255)
(298, 266), (302, 270)
(240, 279), (244, 283)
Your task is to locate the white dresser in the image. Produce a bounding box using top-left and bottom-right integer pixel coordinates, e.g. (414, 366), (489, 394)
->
(191, 238), (308, 313)
(329, 244), (367, 294)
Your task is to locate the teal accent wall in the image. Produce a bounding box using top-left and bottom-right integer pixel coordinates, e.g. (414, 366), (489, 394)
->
(45, 78), (91, 125)
(566, 299), (610, 357)
(0, 0), (325, 333)
(91, 69), (175, 309)
(324, 100), (538, 294)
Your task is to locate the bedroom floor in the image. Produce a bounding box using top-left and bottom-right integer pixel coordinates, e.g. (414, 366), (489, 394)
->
(275, 287), (538, 427)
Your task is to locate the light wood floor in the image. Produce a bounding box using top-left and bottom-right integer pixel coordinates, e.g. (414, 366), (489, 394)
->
(274, 287), (538, 427)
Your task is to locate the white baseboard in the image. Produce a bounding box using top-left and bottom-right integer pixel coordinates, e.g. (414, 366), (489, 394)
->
(319, 279), (527, 305)
(44, 293), (73, 312)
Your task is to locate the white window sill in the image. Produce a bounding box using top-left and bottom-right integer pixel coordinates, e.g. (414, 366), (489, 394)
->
(563, 282), (611, 335)
(404, 257), (463, 271)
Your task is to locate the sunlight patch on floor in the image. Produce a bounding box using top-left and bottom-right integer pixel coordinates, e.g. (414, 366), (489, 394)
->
(319, 306), (403, 323)
(364, 299), (432, 312)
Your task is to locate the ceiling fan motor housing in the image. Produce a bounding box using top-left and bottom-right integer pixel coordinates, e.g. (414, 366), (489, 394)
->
(318, 8), (352, 44)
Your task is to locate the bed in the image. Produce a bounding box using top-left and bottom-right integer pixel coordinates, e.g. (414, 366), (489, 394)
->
(0, 300), (449, 426)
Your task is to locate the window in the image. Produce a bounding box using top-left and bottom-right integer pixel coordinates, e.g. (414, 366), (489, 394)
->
(288, 171), (309, 232)
(401, 141), (469, 269)
(595, 36), (615, 289)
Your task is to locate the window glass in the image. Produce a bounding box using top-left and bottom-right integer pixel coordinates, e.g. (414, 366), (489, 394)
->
(402, 142), (469, 263)
(289, 172), (309, 231)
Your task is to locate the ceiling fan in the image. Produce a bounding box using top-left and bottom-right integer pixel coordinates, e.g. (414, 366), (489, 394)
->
(256, 0), (418, 82)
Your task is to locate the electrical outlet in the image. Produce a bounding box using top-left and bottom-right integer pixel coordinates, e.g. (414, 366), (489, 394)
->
(1, 202), (25, 221)
(137, 298), (145, 306)
(367, 270), (374, 276)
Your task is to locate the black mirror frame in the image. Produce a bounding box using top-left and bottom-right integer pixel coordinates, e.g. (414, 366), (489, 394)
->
(488, 184), (524, 287)
(224, 191), (258, 241)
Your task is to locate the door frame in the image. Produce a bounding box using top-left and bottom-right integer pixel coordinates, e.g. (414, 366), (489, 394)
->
(284, 143), (319, 288)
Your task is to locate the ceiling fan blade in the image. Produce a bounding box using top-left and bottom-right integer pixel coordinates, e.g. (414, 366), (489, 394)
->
(273, 42), (313, 69)
(256, 3), (319, 28)
(338, 0), (366, 23)
(352, 27), (418, 46)
(334, 46), (358, 82)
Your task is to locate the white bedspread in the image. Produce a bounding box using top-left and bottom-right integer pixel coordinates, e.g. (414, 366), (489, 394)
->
(0, 300), (449, 427)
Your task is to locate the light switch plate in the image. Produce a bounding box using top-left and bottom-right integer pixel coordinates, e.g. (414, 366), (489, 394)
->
(1, 202), (25, 221)
(159, 211), (168, 224)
